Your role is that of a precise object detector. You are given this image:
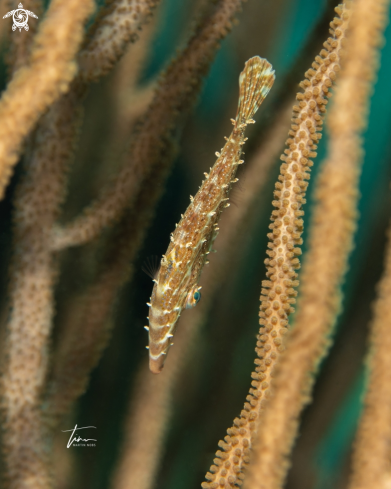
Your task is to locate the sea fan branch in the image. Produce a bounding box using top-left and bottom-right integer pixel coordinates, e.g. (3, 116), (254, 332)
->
(202, 5), (350, 489)
(0, 0), (94, 200)
(349, 225), (391, 489)
(243, 0), (390, 487)
(0, 1), (165, 486)
(78, 0), (160, 82)
(51, 0), (249, 251)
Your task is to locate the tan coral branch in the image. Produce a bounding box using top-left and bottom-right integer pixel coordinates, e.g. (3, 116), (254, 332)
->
(38, 9), (158, 431)
(0, 93), (86, 489)
(0, 0), (160, 485)
(202, 6), (350, 489)
(51, 0), (249, 251)
(111, 360), (174, 489)
(94, 21), (157, 184)
(45, 247), (130, 422)
(348, 224), (391, 489)
(0, 0), (94, 200)
(347, 9), (391, 484)
(0, 6), (162, 486)
(78, 0), (159, 82)
(243, 1), (390, 488)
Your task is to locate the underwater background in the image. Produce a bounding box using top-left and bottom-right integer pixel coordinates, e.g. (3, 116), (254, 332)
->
(0, 0), (390, 488)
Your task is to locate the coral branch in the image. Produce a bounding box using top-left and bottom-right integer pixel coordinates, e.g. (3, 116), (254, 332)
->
(0, 0), (94, 200)
(78, 0), (159, 82)
(43, 13), (158, 425)
(0, 0), (161, 484)
(202, 6), (350, 489)
(347, 22), (391, 489)
(45, 240), (130, 422)
(0, 92), (85, 489)
(243, 1), (390, 488)
(111, 360), (174, 489)
(200, 104), (291, 488)
(51, 0), (248, 251)
(96, 22), (157, 183)
(0, 7), (162, 486)
(348, 224), (391, 489)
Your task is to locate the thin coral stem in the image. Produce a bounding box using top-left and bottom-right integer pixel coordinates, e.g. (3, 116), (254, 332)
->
(202, 6), (350, 489)
(0, 0), (94, 201)
(0, 91), (86, 489)
(95, 21), (157, 184)
(78, 0), (160, 82)
(111, 359), (174, 489)
(0, 0), (163, 486)
(42, 16), (157, 427)
(0, 0), (95, 482)
(348, 224), (391, 489)
(45, 241), (130, 422)
(346, 12), (391, 487)
(200, 105), (291, 488)
(243, 0), (390, 488)
(51, 0), (249, 251)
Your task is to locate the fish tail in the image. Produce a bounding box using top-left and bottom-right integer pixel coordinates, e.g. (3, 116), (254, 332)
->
(148, 332), (169, 374)
(148, 315), (175, 374)
(149, 352), (166, 374)
(235, 56), (275, 126)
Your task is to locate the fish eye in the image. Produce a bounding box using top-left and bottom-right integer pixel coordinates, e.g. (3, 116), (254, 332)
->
(185, 287), (202, 309)
(193, 291), (201, 302)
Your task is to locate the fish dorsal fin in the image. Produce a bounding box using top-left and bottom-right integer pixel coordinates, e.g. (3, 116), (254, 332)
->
(142, 255), (161, 280)
(235, 56), (275, 127)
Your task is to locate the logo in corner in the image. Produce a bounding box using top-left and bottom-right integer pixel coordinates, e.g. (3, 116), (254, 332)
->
(3, 3), (38, 32)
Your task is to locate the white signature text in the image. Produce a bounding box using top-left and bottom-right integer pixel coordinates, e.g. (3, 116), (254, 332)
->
(62, 424), (97, 448)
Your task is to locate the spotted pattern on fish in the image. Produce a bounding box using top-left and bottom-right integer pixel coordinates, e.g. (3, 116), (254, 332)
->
(147, 56), (275, 373)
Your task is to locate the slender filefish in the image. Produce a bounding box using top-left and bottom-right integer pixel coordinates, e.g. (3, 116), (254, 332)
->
(146, 56), (275, 373)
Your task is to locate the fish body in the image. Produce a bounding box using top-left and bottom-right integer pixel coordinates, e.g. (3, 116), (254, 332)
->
(147, 56), (275, 373)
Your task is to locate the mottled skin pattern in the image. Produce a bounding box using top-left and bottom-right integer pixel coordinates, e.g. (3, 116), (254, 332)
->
(147, 57), (275, 373)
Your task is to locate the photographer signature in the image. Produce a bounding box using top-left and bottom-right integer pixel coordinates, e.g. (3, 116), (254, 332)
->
(62, 424), (97, 448)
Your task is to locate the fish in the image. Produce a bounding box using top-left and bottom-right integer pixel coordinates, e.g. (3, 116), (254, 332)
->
(146, 56), (275, 373)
